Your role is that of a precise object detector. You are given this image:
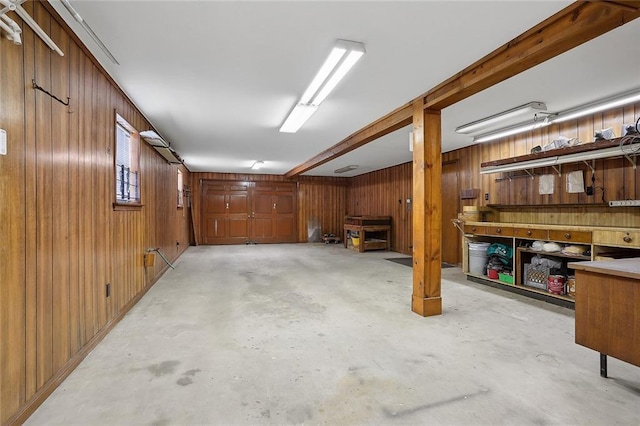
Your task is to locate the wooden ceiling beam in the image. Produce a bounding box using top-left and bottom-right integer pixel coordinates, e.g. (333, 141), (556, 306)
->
(284, 102), (413, 178)
(285, 1), (640, 178)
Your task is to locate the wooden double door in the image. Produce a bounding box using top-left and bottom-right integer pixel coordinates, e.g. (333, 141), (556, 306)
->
(200, 180), (297, 244)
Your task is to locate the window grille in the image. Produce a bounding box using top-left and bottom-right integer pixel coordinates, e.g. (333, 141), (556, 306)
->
(115, 119), (140, 203)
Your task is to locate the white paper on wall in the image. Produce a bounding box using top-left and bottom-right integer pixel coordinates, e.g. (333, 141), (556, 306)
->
(566, 170), (585, 193)
(539, 174), (555, 195)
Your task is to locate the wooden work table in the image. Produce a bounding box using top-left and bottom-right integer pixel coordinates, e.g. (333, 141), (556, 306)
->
(569, 258), (640, 377)
(343, 215), (391, 252)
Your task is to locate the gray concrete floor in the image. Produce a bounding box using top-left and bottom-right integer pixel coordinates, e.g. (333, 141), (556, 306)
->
(27, 244), (640, 425)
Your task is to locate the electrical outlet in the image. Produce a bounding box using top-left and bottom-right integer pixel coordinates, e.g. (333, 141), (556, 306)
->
(105, 283), (111, 298)
(484, 193), (489, 201)
(609, 200), (640, 207)
(586, 186), (594, 196)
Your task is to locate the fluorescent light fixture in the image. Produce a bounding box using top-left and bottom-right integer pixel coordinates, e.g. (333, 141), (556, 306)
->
(334, 165), (359, 174)
(469, 89), (640, 143)
(474, 119), (550, 143)
(551, 89), (640, 124)
(251, 161), (264, 170)
(60, 0), (119, 64)
(312, 48), (365, 105)
(280, 39), (365, 133)
(456, 102), (547, 134)
(279, 103), (318, 133)
(299, 47), (346, 104)
(140, 130), (169, 148)
(480, 157), (558, 174)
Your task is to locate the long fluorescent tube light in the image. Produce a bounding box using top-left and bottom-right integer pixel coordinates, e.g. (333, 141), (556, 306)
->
(480, 157), (558, 174)
(280, 39), (365, 133)
(299, 47), (346, 104)
(334, 165), (358, 174)
(251, 161), (264, 170)
(60, 0), (119, 64)
(456, 102), (546, 134)
(552, 89), (640, 124)
(474, 120), (550, 143)
(280, 103), (318, 133)
(312, 48), (365, 105)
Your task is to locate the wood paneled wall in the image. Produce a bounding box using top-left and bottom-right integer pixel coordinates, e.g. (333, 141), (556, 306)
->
(0, 2), (191, 424)
(190, 173), (348, 243)
(346, 163), (413, 255)
(443, 102), (640, 227)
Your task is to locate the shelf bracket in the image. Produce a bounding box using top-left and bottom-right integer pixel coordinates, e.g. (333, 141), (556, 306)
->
(583, 160), (595, 174)
(623, 153), (637, 169)
(524, 168), (536, 179)
(551, 164), (561, 176)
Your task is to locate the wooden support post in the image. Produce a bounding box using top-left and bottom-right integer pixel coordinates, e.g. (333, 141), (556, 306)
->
(411, 100), (442, 317)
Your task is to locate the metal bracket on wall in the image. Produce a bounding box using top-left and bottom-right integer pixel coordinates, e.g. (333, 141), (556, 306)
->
(583, 160), (595, 174)
(32, 79), (72, 111)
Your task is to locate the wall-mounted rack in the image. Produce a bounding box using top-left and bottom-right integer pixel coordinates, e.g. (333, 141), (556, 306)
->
(481, 137), (640, 175)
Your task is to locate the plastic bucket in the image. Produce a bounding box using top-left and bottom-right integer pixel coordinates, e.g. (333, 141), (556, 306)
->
(468, 242), (490, 274)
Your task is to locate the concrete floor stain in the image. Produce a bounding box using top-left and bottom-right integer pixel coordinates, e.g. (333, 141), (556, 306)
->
(146, 360), (180, 377)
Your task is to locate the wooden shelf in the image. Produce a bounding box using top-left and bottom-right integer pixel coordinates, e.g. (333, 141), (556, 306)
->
(481, 138), (634, 169)
(467, 272), (513, 287)
(516, 283), (575, 303)
(467, 273), (575, 305)
(516, 247), (591, 261)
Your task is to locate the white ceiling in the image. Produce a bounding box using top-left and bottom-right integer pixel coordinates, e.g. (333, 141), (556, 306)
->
(48, 1), (640, 177)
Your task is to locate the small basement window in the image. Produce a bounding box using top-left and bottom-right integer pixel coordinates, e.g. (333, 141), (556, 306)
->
(177, 169), (184, 208)
(114, 113), (142, 209)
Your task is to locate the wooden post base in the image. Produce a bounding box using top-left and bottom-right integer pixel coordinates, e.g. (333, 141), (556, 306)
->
(411, 295), (442, 317)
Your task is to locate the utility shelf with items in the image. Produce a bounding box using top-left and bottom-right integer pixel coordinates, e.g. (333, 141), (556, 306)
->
(462, 221), (640, 306)
(462, 221), (604, 307)
(515, 244), (590, 302)
(462, 224), (515, 287)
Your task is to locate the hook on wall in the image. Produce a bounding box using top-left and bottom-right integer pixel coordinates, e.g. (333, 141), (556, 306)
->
(32, 79), (71, 109)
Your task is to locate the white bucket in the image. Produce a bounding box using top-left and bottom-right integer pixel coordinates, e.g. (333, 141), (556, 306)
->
(468, 242), (490, 274)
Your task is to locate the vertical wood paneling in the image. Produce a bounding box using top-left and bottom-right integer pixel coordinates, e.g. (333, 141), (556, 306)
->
(0, 2), (193, 423)
(67, 33), (81, 361)
(50, 18), (70, 373)
(22, 0), (38, 402)
(0, 8), (27, 419)
(346, 163), (413, 255)
(34, 2), (54, 390)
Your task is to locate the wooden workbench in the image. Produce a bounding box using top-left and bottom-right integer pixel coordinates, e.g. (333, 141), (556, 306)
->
(343, 215), (391, 252)
(569, 258), (640, 377)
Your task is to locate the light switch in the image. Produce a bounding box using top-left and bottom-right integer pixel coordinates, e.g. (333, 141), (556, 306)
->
(0, 129), (6, 155)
